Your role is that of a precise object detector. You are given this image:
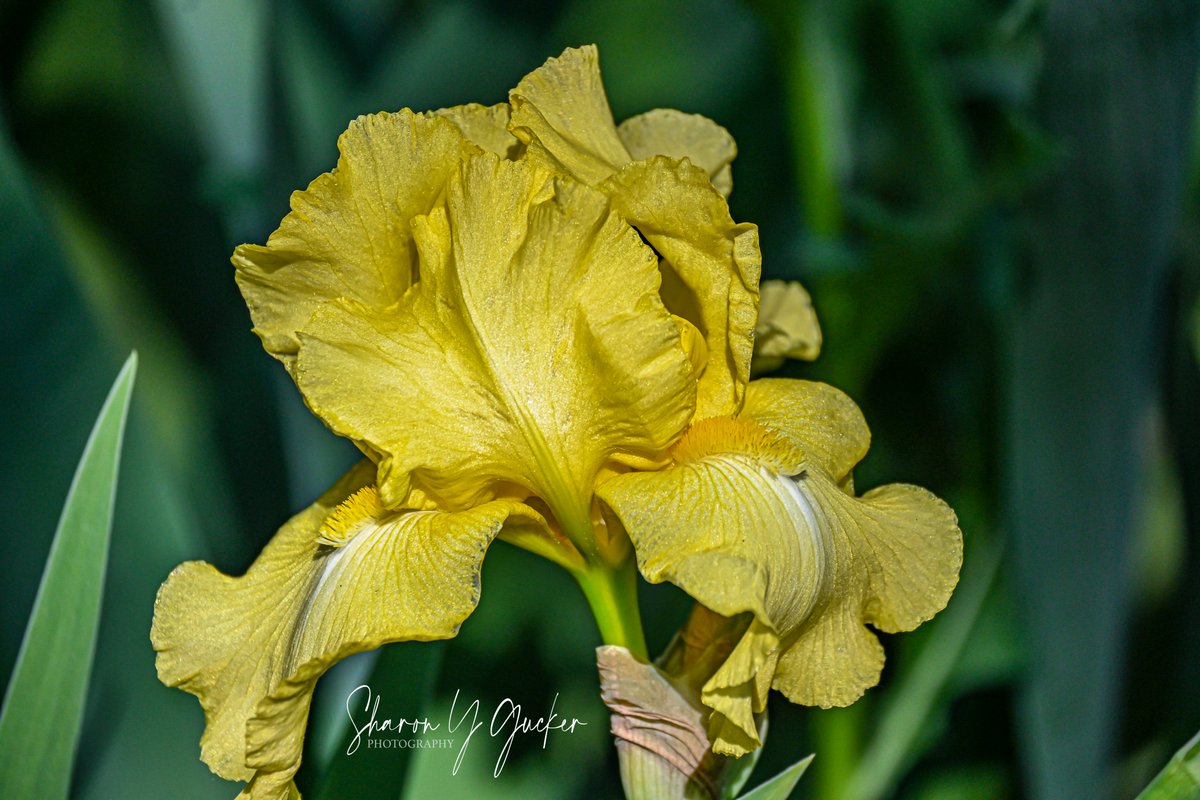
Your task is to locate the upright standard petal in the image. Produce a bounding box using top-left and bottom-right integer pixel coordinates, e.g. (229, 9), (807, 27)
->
(433, 103), (521, 158)
(511, 47), (740, 197)
(232, 110), (475, 371)
(151, 461), (542, 798)
(509, 45), (631, 185)
(293, 153), (696, 531)
(604, 157), (760, 420)
(618, 109), (737, 198)
(508, 48), (761, 419)
(597, 382), (961, 755)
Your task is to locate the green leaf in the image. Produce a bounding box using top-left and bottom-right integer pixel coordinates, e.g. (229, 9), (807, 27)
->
(1135, 730), (1200, 800)
(0, 353), (137, 800)
(152, 0), (269, 237)
(736, 754), (814, 800)
(1011, 4), (1200, 798)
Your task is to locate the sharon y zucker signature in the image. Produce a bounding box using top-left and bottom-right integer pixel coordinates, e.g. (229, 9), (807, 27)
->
(344, 684), (588, 777)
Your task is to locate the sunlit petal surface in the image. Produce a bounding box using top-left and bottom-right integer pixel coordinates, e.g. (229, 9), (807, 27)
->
(599, 380), (961, 755)
(152, 461), (544, 798)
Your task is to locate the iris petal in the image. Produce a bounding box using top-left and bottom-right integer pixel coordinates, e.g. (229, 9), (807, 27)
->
(603, 158), (760, 419)
(739, 378), (869, 482)
(751, 280), (822, 372)
(232, 110), (474, 371)
(597, 378), (961, 755)
(151, 461), (544, 798)
(597, 456), (820, 754)
(618, 108), (737, 198)
(508, 46), (762, 420)
(433, 102), (520, 158)
(293, 153), (695, 522)
(509, 45), (631, 184)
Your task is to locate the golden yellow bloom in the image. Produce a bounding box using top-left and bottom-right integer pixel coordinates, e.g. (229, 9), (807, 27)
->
(507, 45), (761, 421)
(153, 463), (544, 798)
(152, 44), (961, 798)
(597, 378), (962, 755)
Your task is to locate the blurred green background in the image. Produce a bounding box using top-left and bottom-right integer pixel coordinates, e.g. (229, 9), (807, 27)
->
(2, 0), (1199, 798)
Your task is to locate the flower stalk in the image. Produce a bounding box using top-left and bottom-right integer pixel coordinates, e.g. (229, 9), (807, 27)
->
(575, 560), (649, 661)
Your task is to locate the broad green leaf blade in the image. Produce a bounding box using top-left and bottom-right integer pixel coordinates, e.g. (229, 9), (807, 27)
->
(152, 0), (269, 238)
(736, 754), (814, 800)
(0, 352), (137, 800)
(1135, 730), (1200, 800)
(1012, 4), (1199, 798)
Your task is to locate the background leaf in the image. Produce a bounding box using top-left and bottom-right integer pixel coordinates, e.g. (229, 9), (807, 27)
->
(845, 541), (1004, 800)
(0, 353), (136, 799)
(737, 755), (815, 800)
(1134, 730), (1200, 800)
(1009, 3), (1200, 799)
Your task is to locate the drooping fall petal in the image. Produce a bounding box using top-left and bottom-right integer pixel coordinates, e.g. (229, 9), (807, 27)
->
(597, 380), (961, 755)
(151, 461), (544, 798)
(770, 478), (963, 706)
(739, 378), (869, 482)
(509, 46), (761, 420)
(292, 153), (696, 520)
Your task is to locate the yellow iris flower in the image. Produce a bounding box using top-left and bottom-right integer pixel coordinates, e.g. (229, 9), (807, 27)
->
(151, 45), (961, 798)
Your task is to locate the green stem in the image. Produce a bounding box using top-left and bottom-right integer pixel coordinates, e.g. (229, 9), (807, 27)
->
(812, 704), (864, 800)
(574, 559), (649, 662)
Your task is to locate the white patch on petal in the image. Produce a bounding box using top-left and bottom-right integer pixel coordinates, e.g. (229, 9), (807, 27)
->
(288, 511), (435, 671)
(764, 467), (830, 626)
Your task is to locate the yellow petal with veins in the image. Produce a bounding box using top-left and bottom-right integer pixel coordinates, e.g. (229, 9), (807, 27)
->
(509, 48), (761, 419)
(232, 110), (475, 372)
(597, 453), (819, 755)
(509, 45), (631, 185)
(294, 153), (695, 533)
(603, 157), (761, 420)
(618, 108), (737, 198)
(433, 102), (521, 158)
(771, 478), (962, 707)
(151, 461), (544, 798)
(739, 378), (869, 482)
(597, 378), (961, 755)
